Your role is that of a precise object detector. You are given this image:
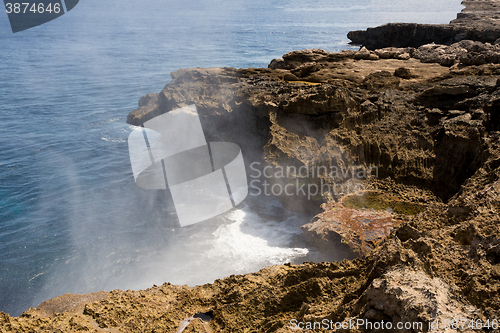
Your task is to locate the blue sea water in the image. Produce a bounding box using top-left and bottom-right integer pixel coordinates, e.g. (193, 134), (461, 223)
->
(0, 0), (463, 316)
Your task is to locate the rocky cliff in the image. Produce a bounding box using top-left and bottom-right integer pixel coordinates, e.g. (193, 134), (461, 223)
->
(3, 2), (500, 332)
(348, 0), (500, 49)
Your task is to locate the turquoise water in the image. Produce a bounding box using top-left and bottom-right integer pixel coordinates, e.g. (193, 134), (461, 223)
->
(0, 0), (463, 316)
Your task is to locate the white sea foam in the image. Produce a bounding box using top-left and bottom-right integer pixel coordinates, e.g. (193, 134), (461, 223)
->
(207, 209), (309, 271)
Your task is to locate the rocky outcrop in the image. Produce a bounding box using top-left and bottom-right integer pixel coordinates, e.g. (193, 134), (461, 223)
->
(413, 40), (500, 67)
(128, 44), (499, 205)
(3, 37), (500, 333)
(347, 23), (500, 50)
(348, 0), (500, 49)
(352, 266), (483, 331)
(1, 203), (499, 332)
(124, 43), (500, 330)
(301, 204), (402, 258)
(301, 191), (426, 257)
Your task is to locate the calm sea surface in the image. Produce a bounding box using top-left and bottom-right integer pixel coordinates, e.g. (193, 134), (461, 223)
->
(0, 0), (462, 316)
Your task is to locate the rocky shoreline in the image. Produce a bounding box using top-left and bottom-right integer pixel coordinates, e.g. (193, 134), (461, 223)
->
(347, 0), (500, 49)
(2, 1), (500, 332)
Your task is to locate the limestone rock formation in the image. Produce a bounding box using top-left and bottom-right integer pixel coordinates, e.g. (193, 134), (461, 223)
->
(348, 0), (500, 49)
(301, 204), (402, 258)
(301, 191), (426, 257)
(3, 5), (500, 330)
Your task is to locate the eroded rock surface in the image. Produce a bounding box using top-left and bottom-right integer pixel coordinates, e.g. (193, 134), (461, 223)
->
(3, 12), (500, 332)
(348, 0), (500, 49)
(128, 44), (500, 208)
(301, 191), (428, 257)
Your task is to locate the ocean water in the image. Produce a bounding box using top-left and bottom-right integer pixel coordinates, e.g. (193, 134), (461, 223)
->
(0, 0), (463, 316)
